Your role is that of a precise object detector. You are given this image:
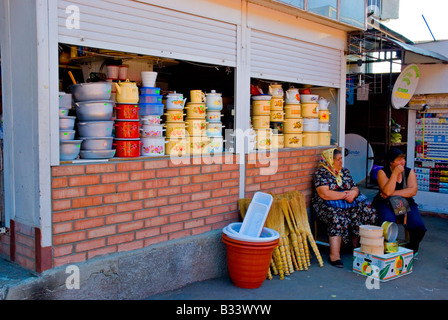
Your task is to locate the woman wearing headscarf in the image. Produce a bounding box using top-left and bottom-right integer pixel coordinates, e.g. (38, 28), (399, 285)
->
(312, 148), (377, 268)
(372, 148), (426, 254)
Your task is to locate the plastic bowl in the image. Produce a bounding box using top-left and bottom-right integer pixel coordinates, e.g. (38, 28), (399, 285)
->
(140, 87), (161, 95)
(222, 222), (280, 242)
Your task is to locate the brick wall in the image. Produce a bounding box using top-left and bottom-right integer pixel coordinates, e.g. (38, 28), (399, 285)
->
(51, 154), (240, 268)
(245, 148), (323, 204)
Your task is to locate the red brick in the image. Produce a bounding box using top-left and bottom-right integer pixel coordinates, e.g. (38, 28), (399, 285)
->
(212, 189), (230, 198)
(169, 176), (191, 186)
(144, 235), (168, 247)
(144, 178), (169, 189)
(69, 175), (100, 187)
(52, 199), (71, 212)
(130, 170), (156, 181)
(105, 212), (133, 225)
(107, 233), (135, 245)
(192, 174), (212, 183)
(132, 189), (156, 200)
(72, 196), (103, 208)
(222, 179), (239, 188)
(144, 197), (168, 208)
(157, 186), (180, 197)
(201, 164), (221, 173)
(53, 253), (86, 267)
(145, 216), (169, 228)
(136, 227), (160, 239)
(191, 191), (211, 201)
(156, 168), (179, 178)
(202, 181), (222, 190)
(117, 220), (144, 233)
(221, 163), (239, 171)
(53, 245), (73, 257)
(85, 163), (115, 174)
(87, 226), (116, 239)
(88, 246), (117, 259)
(144, 159), (169, 169)
(159, 204), (182, 215)
(52, 165), (85, 177)
(192, 225), (212, 235)
(169, 212), (191, 223)
(184, 219), (204, 229)
(86, 205), (116, 217)
(179, 166), (201, 176)
(75, 217), (105, 230)
(86, 184), (116, 196)
(101, 172), (129, 184)
(161, 223), (183, 234)
(117, 181), (144, 192)
(191, 209), (212, 218)
(75, 238), (106, 252)
(182, 201), (203, 211)
(53, 231), (86, 245)
(169, 194), (191, 205)
(134, 208), (158, 220)
(169, 230), (191, 240)
(103, 193), (132, 204)
(52, 177), (68, 188)
(117, 201), (144, 213)
(181, 184), (202, 194)
(53, 222), (73, 234)
(116, 161), (143, 172)
(53, 209), (85, 222)
(118, 241), (143, 252)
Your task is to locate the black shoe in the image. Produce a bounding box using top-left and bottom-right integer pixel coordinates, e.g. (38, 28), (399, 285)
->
(328, 258), (344, 268)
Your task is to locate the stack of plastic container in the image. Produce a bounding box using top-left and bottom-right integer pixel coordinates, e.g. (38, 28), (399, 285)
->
(205, 90), (225, 154)
(164, 91), (188, 156)
(318, 97), (332, 146)
(283, 87), (302, 148)
(59, 92), (82, 161)
(139, 87), (165, 156)
(185, 90), (209, 155)
(301, 93), (320, 147)
(251, 94), (272, 150)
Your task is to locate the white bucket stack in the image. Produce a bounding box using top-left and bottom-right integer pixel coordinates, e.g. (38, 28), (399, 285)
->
(301, 93), (320, 147)
(318, 97), (331, 146)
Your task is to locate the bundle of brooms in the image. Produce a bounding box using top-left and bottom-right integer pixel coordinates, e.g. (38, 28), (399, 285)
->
(238, 191), (324, 280)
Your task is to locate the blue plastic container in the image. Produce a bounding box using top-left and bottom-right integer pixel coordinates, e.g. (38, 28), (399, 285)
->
(140, 87), (161, 95)
(139, 103), (164, 116)
(139, 94), (163, 104)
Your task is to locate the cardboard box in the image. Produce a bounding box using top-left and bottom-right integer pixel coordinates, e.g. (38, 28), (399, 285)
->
(353, 246), (413, 282)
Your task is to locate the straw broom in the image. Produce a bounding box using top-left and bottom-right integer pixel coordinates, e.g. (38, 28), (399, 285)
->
(289, 196), (311, 267)
(280, 198), (305, 271)
(265, 200), (285, 280)
(295, 192), (324, 267)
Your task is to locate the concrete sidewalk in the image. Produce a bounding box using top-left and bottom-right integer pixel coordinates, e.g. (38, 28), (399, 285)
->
(146, 214), (448, 300)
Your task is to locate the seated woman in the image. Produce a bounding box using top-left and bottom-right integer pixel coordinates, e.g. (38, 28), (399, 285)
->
(372, 148), (426, 254)
(312, 148), (377, 268)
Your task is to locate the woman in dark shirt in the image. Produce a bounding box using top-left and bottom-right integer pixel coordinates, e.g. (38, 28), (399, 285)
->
(373, 148), (426, 253)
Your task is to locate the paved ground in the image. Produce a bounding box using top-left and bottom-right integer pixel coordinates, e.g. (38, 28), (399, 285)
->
(146, 214), (448, 300)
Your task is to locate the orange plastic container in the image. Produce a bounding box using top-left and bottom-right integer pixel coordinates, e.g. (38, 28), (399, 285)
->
(222, 233), (279, 289)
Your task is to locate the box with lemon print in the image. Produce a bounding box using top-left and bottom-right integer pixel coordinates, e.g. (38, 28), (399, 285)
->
(353, 246), (413, 282)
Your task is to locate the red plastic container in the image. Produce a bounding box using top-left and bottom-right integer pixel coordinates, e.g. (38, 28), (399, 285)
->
(115, 104), (140, 120)
(114, 120), (140, 138)
(113, 138), (141, 157)
(221, 233), (279, 289)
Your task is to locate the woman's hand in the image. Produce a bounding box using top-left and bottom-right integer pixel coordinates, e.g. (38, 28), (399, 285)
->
(343, 188), (358, 203)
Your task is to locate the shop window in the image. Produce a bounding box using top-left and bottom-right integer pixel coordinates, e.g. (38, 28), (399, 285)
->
(308, 0), (338, 20)
(274, 0), (305, 9)
(58, 43), (235, 162)
(340, 0), (365, 28)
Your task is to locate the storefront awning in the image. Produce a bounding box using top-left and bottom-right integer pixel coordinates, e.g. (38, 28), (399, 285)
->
(389, 38), (448, 64)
